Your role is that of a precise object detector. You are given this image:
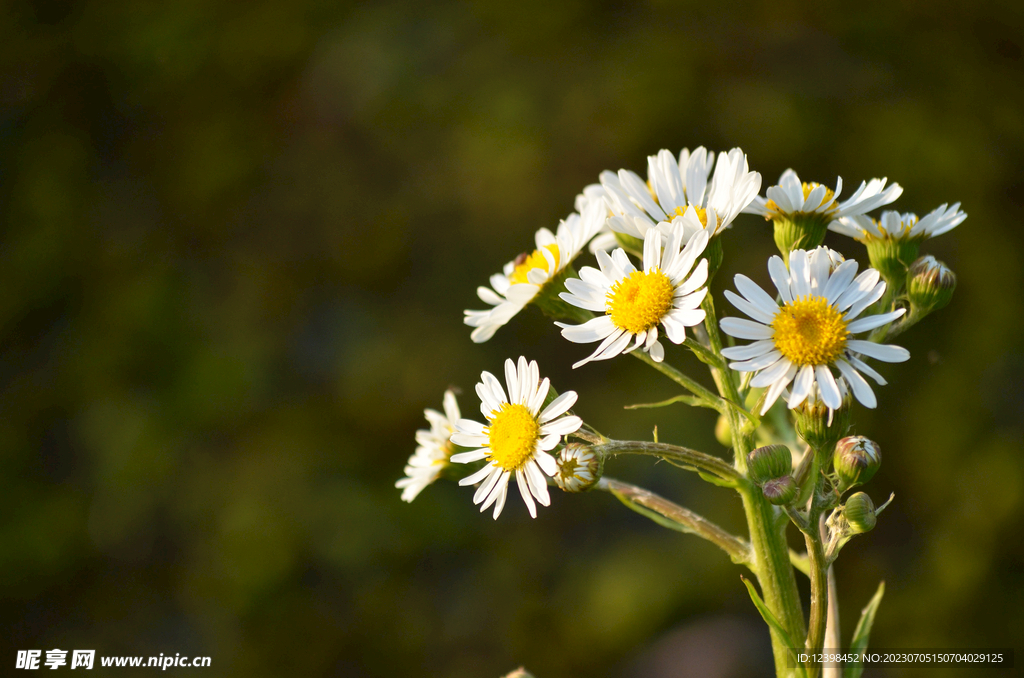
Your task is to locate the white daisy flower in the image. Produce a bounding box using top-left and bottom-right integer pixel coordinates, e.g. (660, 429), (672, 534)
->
(830, 203), (967, 242)
(449, 357), (582, 519)
(720, 247), (911, 414)
(746, 169), (903, 222)
(553, 443), (601, 493)
(557, 225), (710, 368)
(464, 196), (607, 343)
(396, 389), (461, 502)
(600, 147), (761, 242)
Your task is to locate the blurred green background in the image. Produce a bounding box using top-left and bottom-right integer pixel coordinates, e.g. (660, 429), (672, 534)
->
(1, 0), (1022, 676)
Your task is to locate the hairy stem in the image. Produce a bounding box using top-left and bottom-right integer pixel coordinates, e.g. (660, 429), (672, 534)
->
(593, 440), (740, 483)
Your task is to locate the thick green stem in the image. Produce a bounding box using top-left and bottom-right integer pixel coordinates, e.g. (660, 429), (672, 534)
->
(593, 440), (740, 483)
(804, 527), (829, 677)
(703, 293), (806, 677)
(598, 477), (752, 565)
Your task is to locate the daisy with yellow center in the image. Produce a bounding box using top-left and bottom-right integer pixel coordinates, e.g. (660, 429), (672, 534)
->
(396, 389), (461, 503)
(464, 196), (607, 343)
(831, 203), (967, 243)
(556, 225), (710, 368)
(720, 247), (910, 413)
(829, 203), (967, 285)
(600, 146), (761, 242)
(449, 357), (582, 519)
(746, 169), (903, 222)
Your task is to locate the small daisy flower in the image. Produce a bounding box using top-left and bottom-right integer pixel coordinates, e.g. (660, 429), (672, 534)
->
(553, 443), (601, 492)
(464, 197), (607, 343)
(720, 247), (910, 413)
(830, 204), (967, 284)
(396, 389), (461, 502)
(557, 225), (710, 368)
(600, 147), (761, 242)
(744, 169), (903, 255)
(450, 357), (582, 519)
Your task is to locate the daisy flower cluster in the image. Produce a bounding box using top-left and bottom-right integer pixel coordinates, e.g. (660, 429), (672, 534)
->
(398, 143), (964, 525)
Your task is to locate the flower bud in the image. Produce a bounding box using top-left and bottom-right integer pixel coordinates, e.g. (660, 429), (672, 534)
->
(834, 436), (881, 491)
(747, 444), (792, 486)
(553, 443), (602, 492)
(762, 475), (798, 505)
(906, 255), (956, 313)
(794, 395), (851, 452)
(843, 492), (876, 533)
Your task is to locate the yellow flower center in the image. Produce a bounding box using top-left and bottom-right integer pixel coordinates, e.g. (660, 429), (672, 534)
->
(487, 403), (540, 471)
(510, 244), (560, 285)
(771, 296), (849, 366)
(607, 269), (675, 334)
(666, 205), (709, 227)
(764, 182), (838, 215)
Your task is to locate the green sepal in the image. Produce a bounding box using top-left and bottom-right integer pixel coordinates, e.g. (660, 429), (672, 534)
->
(740, 576), (808, 678)
(773, 213), (830, 258)
(865, 237), (921, 291)
(846, 581), (885, 678)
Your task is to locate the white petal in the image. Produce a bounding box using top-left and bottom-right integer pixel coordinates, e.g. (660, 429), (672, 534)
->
(647, 340), (665, 362)
(760, 363), (798, 415)
(541, 415), (582, 436)
(846, 354), (887, 385)
(524, 460), (550, 506)
(539, 391), (578, 423)
(474, 466), (504, 503)
(459, 463), (495, 486)
(725, 289), (777, 324)
(815, 365), (842, 410)
(535, 450), (558, 476)
(735, 274), (782, 316)
(516, 469), (537, 518)
(845, 309), (905, 334)
(559, 315), (617, 343)
(720, 317), (774, 340)
(846, 340), (910, 363)
(768, 256), (793, 303)
(730, 349), (783, 372)
(721, 340), (775, 361)
(491, 480), (508, 519)
(787, 365), (815, 408)
(750, 357), (793, 388)
(835, 359), (877, 408)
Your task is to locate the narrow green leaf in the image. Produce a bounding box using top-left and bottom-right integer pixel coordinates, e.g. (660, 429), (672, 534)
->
(697, 470), (737, 488)
(846, 581), (885, 678)
(740, 576), (806, 678)
(609, 488), (697, 536)
(624, 394), (704, 410)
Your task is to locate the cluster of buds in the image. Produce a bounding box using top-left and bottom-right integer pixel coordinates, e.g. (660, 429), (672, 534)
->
(747, 445), (796, 505)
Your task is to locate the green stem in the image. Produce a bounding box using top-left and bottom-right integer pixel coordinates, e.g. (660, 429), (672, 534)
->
(630, 350), (723, 411)
(703, 293), (806, 677)
(593, 440), (740, 483)
(804, 526), (829, 677)
(598, 477), (752, 566)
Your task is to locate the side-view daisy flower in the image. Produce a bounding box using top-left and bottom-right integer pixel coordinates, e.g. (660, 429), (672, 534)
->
(449, 357), (582, 519)
(464, 197), (607, 343)
(745, 169), (903, 255)
(557, 225), (710, 368)
(600, 147), (761, 243)
(720, 247), (910, 413)
(396, 389), (461, 502)
(830, 203), (966, 284)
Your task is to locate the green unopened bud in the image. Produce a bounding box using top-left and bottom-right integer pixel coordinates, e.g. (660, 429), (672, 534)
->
(715, 413), (733, 447)
(772, 213), (830, 257)
(906, 255), (956, 312)
(865, 237), (921, 289)
(794, 395), (851, 452)
(834, 436), (881, 491)
(843, 492), (877, 533)
(747, 444), (792, 485)
(553, 443), (602, 492)
(762, 475), (798, 505)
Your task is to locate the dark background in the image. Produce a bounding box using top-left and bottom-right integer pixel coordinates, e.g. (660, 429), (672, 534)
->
(1, 1), (1022, 676)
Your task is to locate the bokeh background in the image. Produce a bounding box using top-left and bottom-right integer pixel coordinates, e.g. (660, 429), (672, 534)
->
(2, 0), (1022, 676)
